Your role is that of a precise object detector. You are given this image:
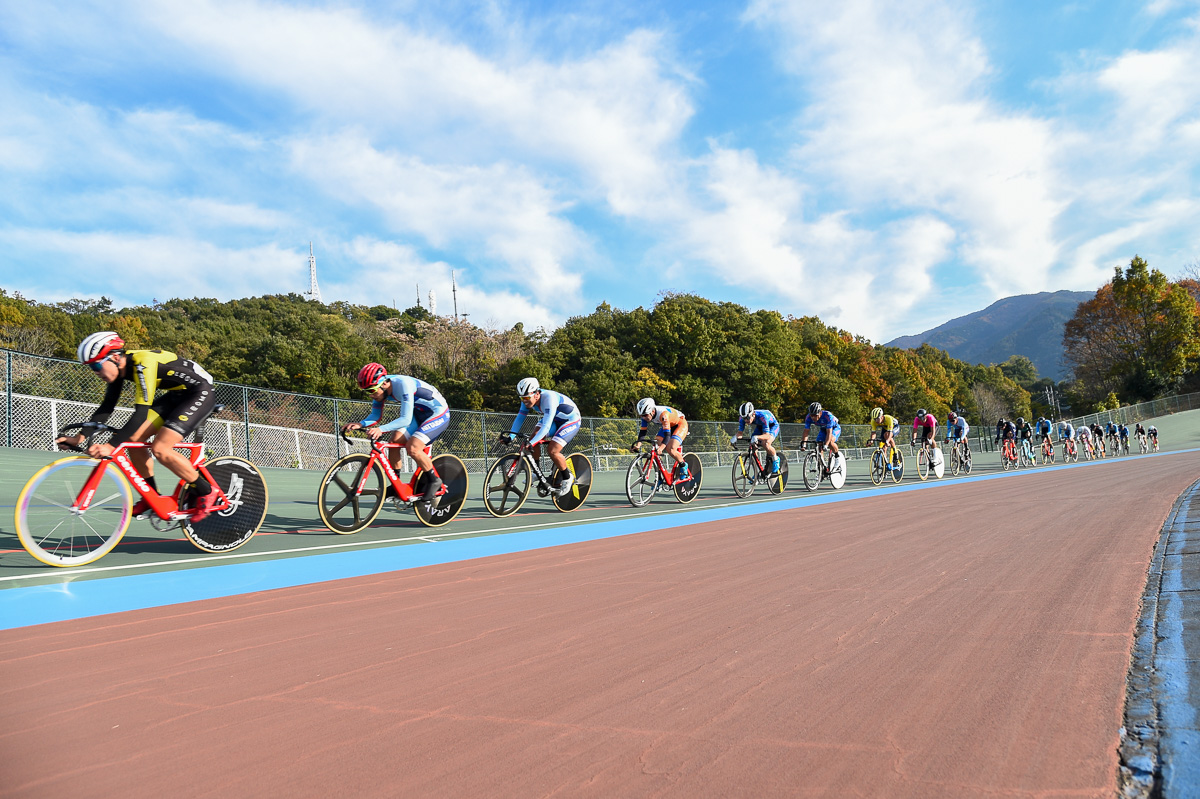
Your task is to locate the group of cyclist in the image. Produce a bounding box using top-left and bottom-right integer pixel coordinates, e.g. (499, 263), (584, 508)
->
(993, 414), (1158, 461)
(63, 330), (1164, 522)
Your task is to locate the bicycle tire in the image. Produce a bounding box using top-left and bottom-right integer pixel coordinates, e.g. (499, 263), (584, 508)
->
(951, 447), (962, 476)
(802, 451), (822, 491)
(768, 457), (789, 494)
(674, 454), (703, 503)
(918, 448), (930, 481)
(552, 453), (593, 512)
(184, 457), (268, 552)
(732, 454), (755, 498)
(890, 447), (905, 483)
(15, 456), (133, 567)
(962, 446), (972, 474)
(413, 454), (469, 527)
(626, 452), (657, 507)
(870, 449), (885, 485)
(483, 453), (531, 517)
(318, 452), (386, 534)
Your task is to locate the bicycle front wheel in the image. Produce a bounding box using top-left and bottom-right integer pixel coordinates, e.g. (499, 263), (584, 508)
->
(185, 457), (268, 553)
(870, 449), (885, 486)
(802, 451), (822, 491)
(732, 454), (755, 498)
(318, 453), (386, 534)
(625, 452), (657, 507)
(16, 457), (133, 567)
(918, 449), (930, 481)
(484, 454), (531, 517)
(950, 447), (962, 476)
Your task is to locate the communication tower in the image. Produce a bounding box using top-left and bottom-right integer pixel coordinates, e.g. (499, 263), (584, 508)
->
(304, 243), (323, 303)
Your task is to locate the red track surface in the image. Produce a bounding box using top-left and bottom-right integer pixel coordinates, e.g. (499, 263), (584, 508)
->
(1, 455), (1194, 798)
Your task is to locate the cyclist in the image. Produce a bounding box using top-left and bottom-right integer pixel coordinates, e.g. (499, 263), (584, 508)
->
(1134, 422), (1147, 451)
(506, 378), (582, 496)
(633, 397), (690, 479)
(342, 363), (449, 503)
(800, 401), (841, 461)
(868, 407), (901, 467)
(731, 402), (781, 475)
(1118, 423), (1130, 453)
(945, 411), (969, 456)
(1059, 420), (1076, 458)
(1036, 416), (1053, 458)
(1076, 422), (1091, 457)
(1106, 420), (1119, 452)
(911, 408), (939, 456)
(1016, 417), (1034, 461)
(58, 332), (221, 521)
(1148, 424), (1159, 450)
(1091, 422), (1106, 456)
(994, 417), (1016, 457)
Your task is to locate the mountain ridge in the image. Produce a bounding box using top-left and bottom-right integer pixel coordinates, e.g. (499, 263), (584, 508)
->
(885, 290), (1093, 381)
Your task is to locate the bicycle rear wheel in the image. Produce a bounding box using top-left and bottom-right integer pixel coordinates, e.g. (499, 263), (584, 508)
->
(626, 452), (657, 507)
(16, 457), (133, 567)
(673, 454), (703, 503)
(414, 454), (469, 527)
(318, 453), (386, 534)
(890, 447), (905, 483)
(483, 454), (531, 517)
(552, 453), (593, 512)
(184, 457), (268, 553)
(732, 454), (755, 498)
(961, 446), (972, 474)
(768, 457), (789, 494)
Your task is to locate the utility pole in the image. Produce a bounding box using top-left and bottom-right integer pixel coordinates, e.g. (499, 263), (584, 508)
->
(1044, 385), (1062, 420)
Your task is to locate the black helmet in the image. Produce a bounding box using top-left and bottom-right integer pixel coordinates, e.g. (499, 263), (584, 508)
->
(1017, 417), (1024, 425)
(916, 408), (927, 418)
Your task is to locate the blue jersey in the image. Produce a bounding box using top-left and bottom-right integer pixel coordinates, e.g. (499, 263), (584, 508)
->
(359, 375), (448, 433)
(510, 389), (581, 444)
(948, 417), (969, 437)
(738, 409), (779, 435)
(803, 410), (839, 430)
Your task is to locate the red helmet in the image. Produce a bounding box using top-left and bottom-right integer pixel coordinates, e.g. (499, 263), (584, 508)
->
(356, 362), (387, 390)
(77, 331), (125, 365)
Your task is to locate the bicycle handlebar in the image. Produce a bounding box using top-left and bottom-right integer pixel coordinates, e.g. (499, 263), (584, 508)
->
(56, 421), (115, 453)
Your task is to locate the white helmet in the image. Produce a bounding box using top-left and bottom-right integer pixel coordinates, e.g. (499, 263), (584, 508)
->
(739, 402), (755, 419)
(77, 331), (125, 365)
(636, 397), (656, 417)
(516, 377), (540, 397)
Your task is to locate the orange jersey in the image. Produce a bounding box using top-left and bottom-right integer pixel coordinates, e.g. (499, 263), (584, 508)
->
(640, 406), (686, 431)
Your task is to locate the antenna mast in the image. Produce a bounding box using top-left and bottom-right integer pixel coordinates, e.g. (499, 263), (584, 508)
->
(452, 270), (459, 322)
(304, 243), (323, 303)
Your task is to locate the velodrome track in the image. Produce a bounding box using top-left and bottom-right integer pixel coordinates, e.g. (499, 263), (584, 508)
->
(1, 414), (1198, 796)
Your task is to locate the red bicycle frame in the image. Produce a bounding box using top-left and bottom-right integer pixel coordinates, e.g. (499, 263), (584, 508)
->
(75, 442), (230, 520)
(639, 445), (691, 487)
(353, 440), (448, 502)
(1001, 438), (1017, 463)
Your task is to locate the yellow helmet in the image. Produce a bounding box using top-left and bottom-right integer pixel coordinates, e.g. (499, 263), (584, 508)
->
(871, 407), (883, 421)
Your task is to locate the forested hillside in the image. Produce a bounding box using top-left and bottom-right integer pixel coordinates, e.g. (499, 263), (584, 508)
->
(0, 289), (1032, 424)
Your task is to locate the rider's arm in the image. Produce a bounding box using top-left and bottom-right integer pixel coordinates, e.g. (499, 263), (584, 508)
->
(89, 377), (125, 426)
(508, 402), (530, 435)
(376, 377), (416, 432)
(528, 393), (558, 444)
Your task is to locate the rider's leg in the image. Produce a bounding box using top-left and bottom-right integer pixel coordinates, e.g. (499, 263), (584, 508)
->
(147, 426), (202, 485)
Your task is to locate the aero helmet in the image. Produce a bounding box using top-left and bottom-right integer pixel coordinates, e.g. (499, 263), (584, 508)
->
(356, 362), (387, 391)
(871, 407), (883, 421)
(738, 402), (755, 419)
(636, 397), (656, 417)
(517, 377), (540, 397)
(77, 332), (125, 366)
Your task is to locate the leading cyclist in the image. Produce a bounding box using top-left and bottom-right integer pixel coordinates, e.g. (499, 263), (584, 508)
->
(911, 408), (939, 455)
(58, 332), (221, 521)
(731, 402), (781, 475)
(868, 407), (901, 466)
(342, 363), (449, 503)
(633, 398), (690, 479)
(506, 378), (582, 496)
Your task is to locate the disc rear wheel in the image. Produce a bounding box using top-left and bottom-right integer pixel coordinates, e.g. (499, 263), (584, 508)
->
(414, 454), (469, 527)
(184, 457), (268, 553)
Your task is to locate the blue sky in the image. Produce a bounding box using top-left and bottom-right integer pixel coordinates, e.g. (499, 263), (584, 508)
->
(1, 0), (1198, 342)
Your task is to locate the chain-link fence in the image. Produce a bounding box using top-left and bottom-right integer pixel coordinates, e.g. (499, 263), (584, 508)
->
(2, 349), (1192, 473)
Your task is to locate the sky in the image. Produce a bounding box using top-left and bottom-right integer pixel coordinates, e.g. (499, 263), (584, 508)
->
(1, 0), (1198, 343)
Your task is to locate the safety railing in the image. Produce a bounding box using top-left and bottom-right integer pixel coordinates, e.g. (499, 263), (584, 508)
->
(1, 349), (1190, 472)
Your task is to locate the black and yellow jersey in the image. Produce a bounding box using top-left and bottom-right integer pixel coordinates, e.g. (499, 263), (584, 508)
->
(91, 350), (216, 443)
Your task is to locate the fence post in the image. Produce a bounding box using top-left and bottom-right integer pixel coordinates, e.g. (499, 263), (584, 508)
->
(5, 351), (11, 448)
(590, 418), (598, 465)
(242, 385), (251, 459)
(333, 399), (341, 459)
(480, 411), (490, 471)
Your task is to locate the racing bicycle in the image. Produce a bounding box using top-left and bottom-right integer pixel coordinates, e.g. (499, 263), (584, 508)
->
(869, 439), (905, 485)
(802, 441), (846, 491)
(483, 432), (593, 516)
(1040, 437), (1055, 465)
(1063, 438), (1078, 463)
(731, 439), (788, 497)
(317, 431), (468, 533)
(914, 437), (944, 481)
(1018, 438), (1035, 469)
(999, 437), (1019, 471)
(625, 441), (703, 507)
(16, 410), (268, 567)
(948, 437), (972, 476)
(1137, 433), (1148, 454)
